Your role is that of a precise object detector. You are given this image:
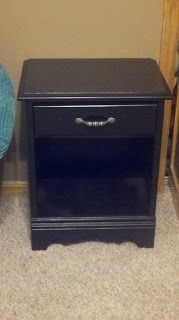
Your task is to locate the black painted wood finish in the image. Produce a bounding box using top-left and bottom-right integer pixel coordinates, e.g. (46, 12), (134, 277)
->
(18, 59), (172, 250)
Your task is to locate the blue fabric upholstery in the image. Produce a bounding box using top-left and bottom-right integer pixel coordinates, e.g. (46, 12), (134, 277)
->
(0, 65), (15, 159)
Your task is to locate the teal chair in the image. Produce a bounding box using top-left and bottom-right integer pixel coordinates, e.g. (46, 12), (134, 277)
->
(0, 65), (15, 159)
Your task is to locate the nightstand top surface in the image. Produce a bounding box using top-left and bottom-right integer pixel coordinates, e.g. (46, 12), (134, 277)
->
(18, 58), (172, 101)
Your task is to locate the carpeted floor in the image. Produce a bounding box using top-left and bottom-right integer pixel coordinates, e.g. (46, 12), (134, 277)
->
(0, 187), (179, 320)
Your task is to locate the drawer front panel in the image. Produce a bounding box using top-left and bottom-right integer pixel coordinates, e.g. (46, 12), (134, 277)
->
(33, 105), (157, 137)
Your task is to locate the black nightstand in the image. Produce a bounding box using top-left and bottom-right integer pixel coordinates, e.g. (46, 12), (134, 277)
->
(18, 58), (172, 250)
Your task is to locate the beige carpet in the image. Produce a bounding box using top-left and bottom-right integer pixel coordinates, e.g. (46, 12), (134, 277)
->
(0, 187), (179, 320)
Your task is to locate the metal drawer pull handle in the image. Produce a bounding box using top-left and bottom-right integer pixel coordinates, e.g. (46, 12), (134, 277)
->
(75, 117), (116, 127)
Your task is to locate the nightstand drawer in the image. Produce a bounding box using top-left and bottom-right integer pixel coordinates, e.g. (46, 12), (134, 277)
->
(33, 104), (157, 137)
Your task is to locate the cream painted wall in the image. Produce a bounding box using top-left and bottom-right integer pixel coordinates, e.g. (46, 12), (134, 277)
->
(0, 0), (164, 180)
